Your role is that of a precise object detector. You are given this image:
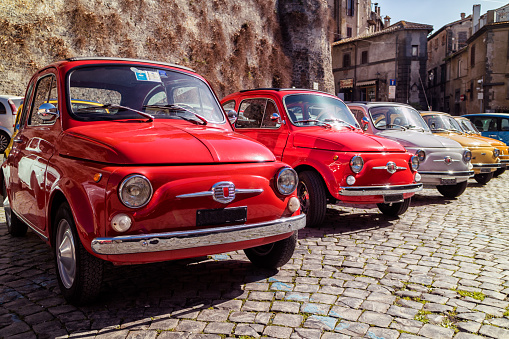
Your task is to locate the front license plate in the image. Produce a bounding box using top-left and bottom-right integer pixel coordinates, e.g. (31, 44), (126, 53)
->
(480, 168), (491, 173)
(440, 178), (457, 185)
(384, 194), (404, 203)
(196, 207), (247, 227)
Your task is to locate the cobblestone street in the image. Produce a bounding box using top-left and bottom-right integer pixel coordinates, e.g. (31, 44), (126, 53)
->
(1, 174), (509, 339)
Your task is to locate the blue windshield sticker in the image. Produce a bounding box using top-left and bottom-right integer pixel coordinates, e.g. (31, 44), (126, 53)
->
(135, 71), (148, 81)
(158, 70), (167, 77)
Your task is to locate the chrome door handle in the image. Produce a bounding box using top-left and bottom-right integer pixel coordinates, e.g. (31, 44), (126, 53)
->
(13, 137), (22, 143)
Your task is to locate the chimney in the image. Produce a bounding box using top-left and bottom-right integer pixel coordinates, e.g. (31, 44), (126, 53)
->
(487, 10), (495, 24)
(461, 13), (465, 19)
(384, 15), (391, 27)
(473, 4), (481, 33)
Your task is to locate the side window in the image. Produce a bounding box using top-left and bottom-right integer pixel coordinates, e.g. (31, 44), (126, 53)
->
(261, 100), (281, 128)
(29, 74), (57, 126)
(349, 108), (365, 124)
(0, 102), (6, 115)
(487, 118), (498, 131)
(236, 99), (266, 128)
(222, 100), (236, 112)
(501, 118), (509, 131)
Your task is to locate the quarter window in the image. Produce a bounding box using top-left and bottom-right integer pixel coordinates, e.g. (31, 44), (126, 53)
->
(236, 98), (281, 129)
(29, 74), (58, 126)
(0, 103), (5, 115)
(222, 100), (236, 112)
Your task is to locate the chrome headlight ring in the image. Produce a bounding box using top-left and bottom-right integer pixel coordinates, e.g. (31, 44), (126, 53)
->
(350, 155), (364, 173)
(493, 148), (500, 158)
(416, 149), (425, 162)
(410, 155), (419, 171)
(276, 167), (298, 195)
(119, 174), (153, 208)
(463, 149), (472, 162)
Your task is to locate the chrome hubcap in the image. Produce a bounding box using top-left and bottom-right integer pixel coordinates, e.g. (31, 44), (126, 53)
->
(56, 220), (76, 289)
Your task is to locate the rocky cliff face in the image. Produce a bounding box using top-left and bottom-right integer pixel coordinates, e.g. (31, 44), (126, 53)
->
(0, 0), (333, 98)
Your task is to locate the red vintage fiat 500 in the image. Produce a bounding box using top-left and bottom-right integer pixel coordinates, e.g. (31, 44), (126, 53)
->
(2, 58), (305, 304)
(221, 89), (423, 227)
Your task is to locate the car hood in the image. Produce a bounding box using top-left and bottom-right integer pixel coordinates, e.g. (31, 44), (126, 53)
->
(292, 128), (406, 152)
(60, 121), (275, 164)
(376, 130), (462, 148)
(432, 132), (493, 148)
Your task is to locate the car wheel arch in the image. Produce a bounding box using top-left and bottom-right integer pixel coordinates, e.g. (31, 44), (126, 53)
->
(49, 189), (68, 248)
(293, 164), (334, 199)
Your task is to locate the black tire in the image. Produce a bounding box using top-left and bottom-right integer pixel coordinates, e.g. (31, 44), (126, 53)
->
(474, 172), (494, 185)
(436, 181), (468, 199)
(297, 171), (326, 228)
(3, 182), (27, 237)
(377, 197), (411, 217)
(0, 132), (10, 154)
(54, 202), (103, 305)
(244, 231), (297, 269)
(493, 167), (506, 178)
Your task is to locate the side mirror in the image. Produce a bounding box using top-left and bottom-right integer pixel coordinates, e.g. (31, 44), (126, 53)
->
(37, 103), (59, 122)
(270, 113), (281, 124)
(361, 117), (369, 131)
(227, 110), (238, 125)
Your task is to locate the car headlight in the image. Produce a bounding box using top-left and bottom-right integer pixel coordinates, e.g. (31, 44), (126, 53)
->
(463, 149), (472, 162)
(410, 155), (419, 171)
(119, 174), (153, 208)
(416, 149), (425, 162)
(276, 167), (298, 195)
(350, 156), (364, 173)
(493, 148), (500, 158)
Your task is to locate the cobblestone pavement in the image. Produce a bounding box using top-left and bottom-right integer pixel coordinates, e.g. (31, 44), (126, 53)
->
(2, 174), (509, 339)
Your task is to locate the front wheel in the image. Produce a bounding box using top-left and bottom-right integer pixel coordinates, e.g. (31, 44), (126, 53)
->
(297, 171), (326, 228)
(493, 167), (506, 178)
(0, 132), (10, 154)
(474, 172), (494, 185)
(436, 181), (468, 199)
(244, 232), (297, 269)
(377, 197), (411, 217)
(54, 202), (103, 305)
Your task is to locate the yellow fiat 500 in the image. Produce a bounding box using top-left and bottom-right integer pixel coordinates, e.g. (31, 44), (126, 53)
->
(455, 116), (509, 178)
(421, 112), (501, 185)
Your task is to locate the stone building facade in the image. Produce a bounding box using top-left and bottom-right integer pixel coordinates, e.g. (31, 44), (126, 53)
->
(427, 4), (509, 115)
(327, 0), (384, 41)
(332, 21), (432, 109)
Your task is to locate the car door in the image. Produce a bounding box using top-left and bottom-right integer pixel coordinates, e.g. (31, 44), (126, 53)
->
(234, 97), (290, 160)
(8, 71), (59, 231)
(498, 117), (509, 145)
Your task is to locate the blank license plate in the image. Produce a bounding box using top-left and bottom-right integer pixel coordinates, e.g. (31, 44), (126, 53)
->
(384, 194), (404, 203)
(440, 178), (457, 185)
(480, 168), (491, 173)
(196, 207), (247, 227)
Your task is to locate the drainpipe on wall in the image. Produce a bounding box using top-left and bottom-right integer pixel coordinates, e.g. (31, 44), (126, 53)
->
(356, 0), (360, 36)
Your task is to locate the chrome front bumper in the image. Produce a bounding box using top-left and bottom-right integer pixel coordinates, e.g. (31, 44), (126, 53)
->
(472, 163), (502, 169)
(338, 183), (423, 196)
(91, 214), (306, 255)
(418, 170), (474, 179)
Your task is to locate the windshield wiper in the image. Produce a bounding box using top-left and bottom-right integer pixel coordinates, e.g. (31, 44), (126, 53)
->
(322, 118), (356, 130)
(387, 123), (407, 130)
(143, 104), (207, 125)
(76, 104), (154, 122)
(294, 119), (332, 129)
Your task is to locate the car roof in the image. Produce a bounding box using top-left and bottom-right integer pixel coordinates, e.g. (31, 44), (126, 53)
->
(346, 101), (414, 108)
(463, 113), (509, 117)
(65, 57), (195, 72)
(0, 95), (23, 100)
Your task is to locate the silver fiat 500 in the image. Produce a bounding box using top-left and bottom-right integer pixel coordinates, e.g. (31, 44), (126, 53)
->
(348, 102), (473, 199)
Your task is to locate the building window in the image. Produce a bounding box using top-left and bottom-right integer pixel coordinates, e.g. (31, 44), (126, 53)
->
(347, 0), (354, 16)
(442, 35), (446, 46)
(361, 51), (368, 64)
(346, 27), (352, 38)
(412, 45), (418, 57)
(458, 31), (467, 49)
(343, 53), (351, 68)
(457, 60), (462, 78)
(471, 44), (476, 67)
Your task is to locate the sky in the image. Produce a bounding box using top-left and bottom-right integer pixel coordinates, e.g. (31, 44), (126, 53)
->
(377, 0), (508, 33)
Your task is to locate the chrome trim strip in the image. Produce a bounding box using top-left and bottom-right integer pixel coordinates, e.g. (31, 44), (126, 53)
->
(176, 188), (264, 199)
(372, 166), (407, 170)
(91, 214), (306, 255)
(12, 208), (48, 241)
(433, 159), (460, 162)
(419, 171), (474, 178)
(472, 163), (503, 168)
(338, 183), (422, 196)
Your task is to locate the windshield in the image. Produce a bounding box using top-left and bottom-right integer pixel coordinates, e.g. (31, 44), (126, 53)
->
(68, 65), (225, 123)
(421, 114), (463, 133)
(283, 93), (359, 128)
(457, 118), (480, 134)
(368, 106), (429, 131)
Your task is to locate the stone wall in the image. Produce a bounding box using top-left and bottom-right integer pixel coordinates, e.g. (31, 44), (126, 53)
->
(0, 0), (334, 99)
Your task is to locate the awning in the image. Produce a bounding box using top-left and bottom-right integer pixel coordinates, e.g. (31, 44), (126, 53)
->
(356, 80), (376, 87)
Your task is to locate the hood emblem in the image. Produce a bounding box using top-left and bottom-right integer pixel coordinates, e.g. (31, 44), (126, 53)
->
(212, 181), (236, 204)
(387, 161), (397, 174)
(444, 156), (452, 165)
